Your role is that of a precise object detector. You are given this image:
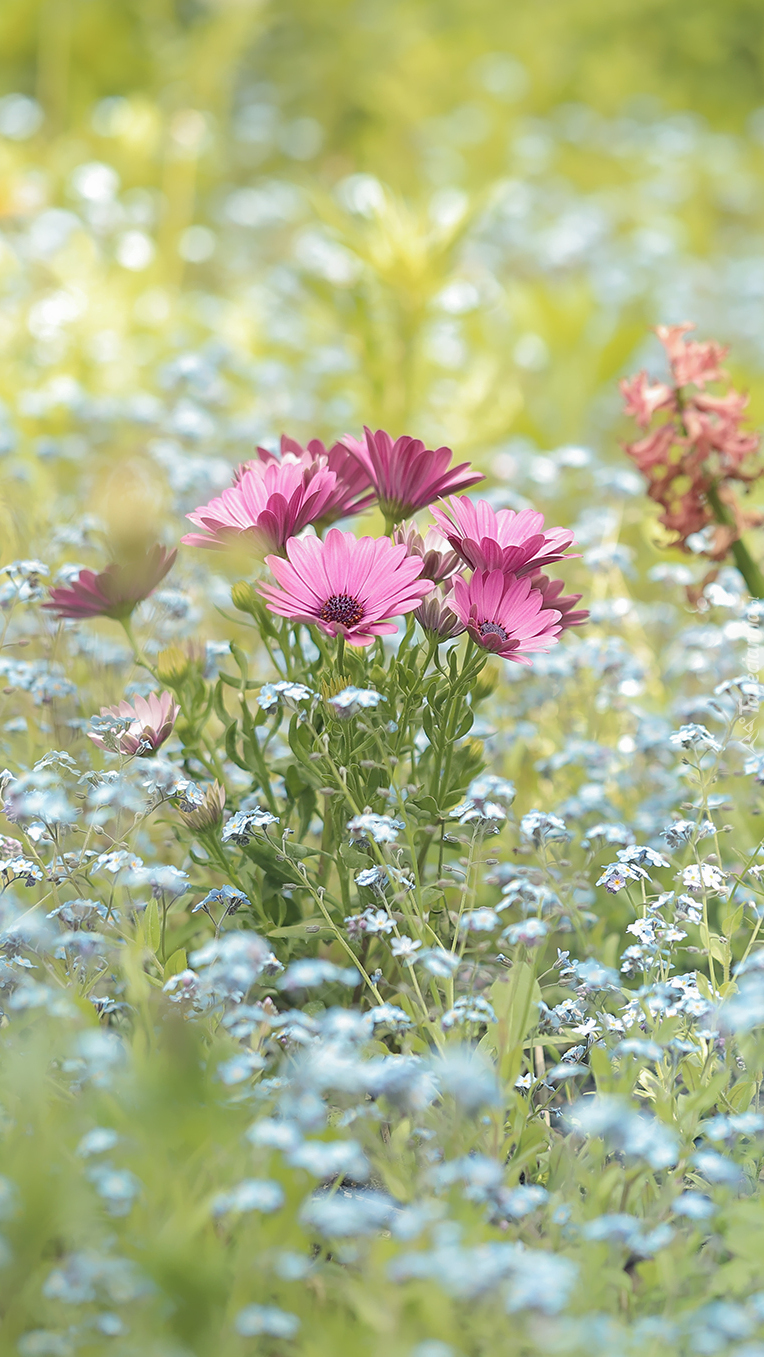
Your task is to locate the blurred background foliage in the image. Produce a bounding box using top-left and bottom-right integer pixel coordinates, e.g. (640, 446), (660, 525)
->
(1, 0), (764, 484)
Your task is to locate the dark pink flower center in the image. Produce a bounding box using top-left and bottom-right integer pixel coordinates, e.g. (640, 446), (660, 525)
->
(478, 620), (509, 642)
(320, 594), (364, 627)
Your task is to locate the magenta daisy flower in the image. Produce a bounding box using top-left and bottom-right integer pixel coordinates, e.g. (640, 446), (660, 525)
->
(259, 529), (434, 647)
(431, 497), (576, 576)
(238, 435), (376, 526)
(44, 545), (177, 621)
(89, 691), (179, 756)
(181, 460), (338, 556)
(450, 570), (562, 664)
(341, 427), (483, 525)
(530, 572), (588, 630)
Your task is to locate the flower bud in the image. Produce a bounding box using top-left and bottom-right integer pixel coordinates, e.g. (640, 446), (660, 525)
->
(156, 645), (192, 685)
(156, 641), (207, 687)
(231, 580), (259, 614)
(180, 780), (226, 832)
(394, 525), (461, 583)
(471, 663), (500, 702)
(414, 587), (466, 641)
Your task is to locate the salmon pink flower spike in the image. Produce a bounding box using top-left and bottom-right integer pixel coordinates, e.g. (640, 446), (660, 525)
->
(238, 435), (375, 526)
(182, 461), (338, 556)
(259, 529), (434, 647)
(431, 497), (577, 576)
(655, 322), (728, 388)
(89, 692), (179, 757)
(619, 371), (675, 429)
(341, 427), (483, 525)
(44, 545), (176, 620)
(451, 570), (562, 665)
(621, 325), (763, 563)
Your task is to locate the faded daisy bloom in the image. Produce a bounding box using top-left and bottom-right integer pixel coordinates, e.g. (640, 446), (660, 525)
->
(238, 435), (375, 526)
(450, 570), (562, 664)
(88, 692), (180, 757)
(182, 459), (339, 557)
(259, 529), (434, 646)
(393, 525), (461, 582)
(45, 545), (177, 621)
(179, 780), (226, 832)
(341, 427), (483, 525)
(414, 584), (466, 641)
(432, 497), (576, 576)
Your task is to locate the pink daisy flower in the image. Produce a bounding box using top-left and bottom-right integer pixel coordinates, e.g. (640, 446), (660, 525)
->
(341, 427), (483, 525)
(44, 545), (177, 621)
(89, 691), (179, 757)
(529, 572), (588, 630)
(181, 460), (338, 556)
(259, 528), (434, 647)
(450, 570), (562, 664)
(238, 435), (376, 526)
(431, 496), (576, 576)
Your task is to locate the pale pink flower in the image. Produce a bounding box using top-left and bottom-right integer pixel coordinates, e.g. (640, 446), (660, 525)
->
(622, 423), (676, 475)
(238, 435), (375, 525)
(450, 571), (562, 664)
(683, 402), (760, 467)
(655, 322), (728, 388)
(88, 692), (179, 757)
(619, 371), (675, 428)
(181, 460), (338, 556)
(259, 528), (434, 647)
(431, 497), (576, 576)
(45, 545), (177, 620)
(341, 427), (483, 524)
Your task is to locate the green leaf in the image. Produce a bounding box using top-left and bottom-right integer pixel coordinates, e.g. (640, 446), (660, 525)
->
(229, 641), (249, 685)
(339, 843), (371, 870)
(224, 719), (248, 770)
(407, 794), (441, 820)
(217, 671), (260, 690)
(212, 677), (229, 723)
(268, 921), (334, 938)
(696, 971), (715, 1002)
(481, 963), (541, 1079)
(145, 899), (161, 954)
(727, 1080), (756, 1111)
(721, 904), (744, 937)
(164, 948), (187, 979)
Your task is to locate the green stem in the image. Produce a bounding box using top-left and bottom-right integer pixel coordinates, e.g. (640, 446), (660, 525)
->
(706, 483), (764, 598)
(239, 695), (279, 815)
(119, 617), (158, 677)
(336, 632), (346, 678)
